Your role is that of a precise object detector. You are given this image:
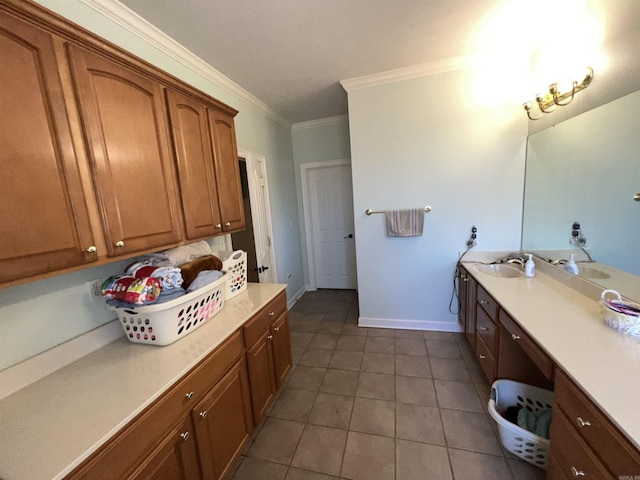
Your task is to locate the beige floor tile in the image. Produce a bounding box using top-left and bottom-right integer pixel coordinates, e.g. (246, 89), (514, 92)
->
(308, 392), (354, 429)
(356, 372), (395, 401)
(429, 357), (472, 382)
(299, 348), (333, 368)
(335, 334), (367, 352)
(341, 324), (368, 336)
(320, 368), (360, 396)
(349, 397), (395, 437)
(395, 403), (445, 445)
(395, 338), (427, 356)
(367, 327), (395, 337)
(394, 329), (424, 339)
(395, 354), (431, 378)
(341, 431), (395, 480)
(291, 425), (347, 476)
(364, 336), (395, 354)
(396, 439), (453, 480)
(232, 456), (288, 480)
(247, 417), (305, 464)
(434, 379), (485, 412)
(440, 409), (503, 455)
(506, 457), (546, 479)
(286, 366), (327, 391)
(309, 333), (339, 349)
(291, 346), (305, 365)
(290, 332), (315, 348)
(328, 350), (363, 371)
(423, 331), (456, 341)
(426, 340), (462, 359)
(292, 319), (321, 333)
(285, 467), (339, 480)
(269, 388), (317, 422)
(316, 322), (344, 335)
(395, 375), (437, 406)
(448, 448), (513, 480)
(361, 352), (395, 374)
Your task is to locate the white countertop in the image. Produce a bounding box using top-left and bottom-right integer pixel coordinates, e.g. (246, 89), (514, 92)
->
(0, 283), (286, 480)
(464, 261), (640, 450)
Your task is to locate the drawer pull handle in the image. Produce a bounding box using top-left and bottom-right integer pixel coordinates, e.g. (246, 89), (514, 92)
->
(478, 354), (486, 360)
(115, 241), (125, 248)
(86, 245), (97, 253)
(511, 333), (521, 340)
(225, 222), (231, 227)
(463, 277), (469, 282)
(576, 417), (591, 428)
(200, 410), (208, 419)
(479, 326), (489, 332)
(274, 327), (280, 332)
(479, 300), (489, 305)
(570, 467), (585, 477)
(267, 335), (273, 340)
(269, 311), (275, 317)
(185, 391), (194, 399)
(180, 431), (190, 441)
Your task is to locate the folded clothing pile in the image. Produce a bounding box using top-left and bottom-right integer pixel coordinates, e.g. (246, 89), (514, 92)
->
(101, 241), (225, 306)
(502, 405), (552, 440)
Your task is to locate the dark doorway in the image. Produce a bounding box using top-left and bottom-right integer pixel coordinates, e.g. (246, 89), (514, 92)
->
(231, 158), (259, 282)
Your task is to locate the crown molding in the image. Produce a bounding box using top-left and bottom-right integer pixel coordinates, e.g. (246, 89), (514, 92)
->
(340, 55), (478, 92)
(292, 115), (349, 131)
(78, 0), (290, 128)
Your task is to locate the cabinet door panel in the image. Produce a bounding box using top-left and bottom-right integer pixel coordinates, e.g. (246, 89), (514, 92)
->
(0, 14), (96, 283)
(272, 313), (292, 388)
(68, 45), (182, 256)
(465, 275), (477, 350)
(192, 359), (253, 480)
(166, 90), (222, 240)
(207, 109), (244, 232)
(246, 332), (277, 426)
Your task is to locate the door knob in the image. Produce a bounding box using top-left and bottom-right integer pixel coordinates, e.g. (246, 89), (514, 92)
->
(344, 234), (353, 239)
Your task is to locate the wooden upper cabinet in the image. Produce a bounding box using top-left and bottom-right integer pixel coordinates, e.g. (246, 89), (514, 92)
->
(0, 13), (97, 284)
(67, 45), (183, 257)
(166, 90), (223, 240)
(207, 109), (245, 232)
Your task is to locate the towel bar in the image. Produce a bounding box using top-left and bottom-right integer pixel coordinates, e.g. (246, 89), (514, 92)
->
(365, 206), (432, 215)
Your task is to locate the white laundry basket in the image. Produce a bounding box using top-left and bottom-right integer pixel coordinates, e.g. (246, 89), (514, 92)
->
(219, 250), (247, 300)
(108, 273), (227, 346)
(488, 379), (554, 470)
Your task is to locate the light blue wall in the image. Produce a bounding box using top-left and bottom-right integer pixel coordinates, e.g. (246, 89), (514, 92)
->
(0, 0), (304, 370)
(348, 69), (528, 329)
(292, 118), (352, 285)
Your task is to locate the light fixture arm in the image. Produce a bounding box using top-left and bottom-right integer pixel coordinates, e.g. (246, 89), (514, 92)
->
(524, 67), (594, 120)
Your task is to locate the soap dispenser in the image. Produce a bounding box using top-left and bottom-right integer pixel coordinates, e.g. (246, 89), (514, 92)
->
(565, 254), (579, 275)
(525, 254), (536, 278)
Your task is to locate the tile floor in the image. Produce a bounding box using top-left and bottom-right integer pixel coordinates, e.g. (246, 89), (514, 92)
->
(230, 289), (547, 480)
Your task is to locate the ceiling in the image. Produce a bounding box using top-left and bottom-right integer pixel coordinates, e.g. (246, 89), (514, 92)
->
(118, 0), (636, 124)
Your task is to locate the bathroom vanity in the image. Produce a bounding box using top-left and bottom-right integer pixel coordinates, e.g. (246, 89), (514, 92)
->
(459, 261), (640, 479)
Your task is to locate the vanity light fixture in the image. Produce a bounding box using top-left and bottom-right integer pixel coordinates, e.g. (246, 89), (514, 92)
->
(523, 67), (594, 120)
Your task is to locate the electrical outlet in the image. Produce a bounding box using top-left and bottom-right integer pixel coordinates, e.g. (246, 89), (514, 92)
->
(87, 278), (102, 301)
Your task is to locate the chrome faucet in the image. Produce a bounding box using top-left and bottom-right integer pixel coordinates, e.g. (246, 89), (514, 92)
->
(551, 259), (567, 266)
(505, 258), (525, 268)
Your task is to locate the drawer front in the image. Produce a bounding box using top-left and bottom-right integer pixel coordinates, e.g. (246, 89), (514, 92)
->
(243, 291), (287, 346)
(547, 452), (570, 480)
(476, 284), (498, 320)
(550, 409), (612, 480)
(476, 306), (497, 354)
(555, 369), (640, 476)
(499, 309), (553, 380)
(474, 335), (496, 384)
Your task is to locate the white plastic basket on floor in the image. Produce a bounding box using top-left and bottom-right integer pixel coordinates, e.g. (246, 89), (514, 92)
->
(220, 250), (247, 300)
(488, 379), (554, 470)
(107, 272), (227, 346)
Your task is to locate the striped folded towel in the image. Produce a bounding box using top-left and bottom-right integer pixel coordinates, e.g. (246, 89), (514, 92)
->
(384, 209), (424, 237)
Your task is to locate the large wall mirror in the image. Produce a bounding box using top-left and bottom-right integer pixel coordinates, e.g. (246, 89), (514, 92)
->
(522, 89), (640, 302)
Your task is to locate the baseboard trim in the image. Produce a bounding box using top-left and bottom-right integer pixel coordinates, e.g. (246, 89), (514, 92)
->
(358, 316), (463, 332)
(287, 285), (307, 310)
(0, 320), (123, 400)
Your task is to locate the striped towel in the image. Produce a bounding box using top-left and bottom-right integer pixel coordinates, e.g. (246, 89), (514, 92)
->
(384, 209), (424, 237)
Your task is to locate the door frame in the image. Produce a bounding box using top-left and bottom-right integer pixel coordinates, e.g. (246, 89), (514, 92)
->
(300, 159), (352, 291)
(238, 149), (277, 283)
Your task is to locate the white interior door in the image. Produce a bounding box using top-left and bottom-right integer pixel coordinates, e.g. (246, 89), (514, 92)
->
(242, 151), (277, 283)
(307, 163), (357, 289)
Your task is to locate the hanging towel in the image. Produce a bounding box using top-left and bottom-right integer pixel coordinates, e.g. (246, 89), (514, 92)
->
(384, 209), (424, 237)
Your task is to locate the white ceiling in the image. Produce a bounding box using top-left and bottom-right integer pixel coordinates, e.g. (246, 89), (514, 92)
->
(118, 0), (637, 124)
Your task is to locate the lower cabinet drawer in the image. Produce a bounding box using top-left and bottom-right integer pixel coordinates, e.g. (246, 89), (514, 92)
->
(550, 409), (612, 480)
(476, 306), (497, 354)
(243, 291), (287, 346)
(547, 452), (570, 480)
(474, 335), (496, 384)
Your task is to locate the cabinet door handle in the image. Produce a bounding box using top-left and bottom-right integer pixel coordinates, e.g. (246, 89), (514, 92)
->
(576, 417), (591, 428)
(273, 327), (280, 332)
(570, 466), (585, 477)
(478, 354), (486, 360)
(215, 223), (221, 229)
(180, 431), (190, 441)
(86, 245), (97, 253)
(269, 311), (275, 317)
(115, 241), (125, 248)
(200, 410), (208, 419)
(511, 333), (521, 340)
(225, 222), (231, 227)
(479, 300), (488, 305)
(463, 277), (469, 282)
(479, 326), (488, 332)
(185, 391), (194, 399)
(267, 334), (273, 340)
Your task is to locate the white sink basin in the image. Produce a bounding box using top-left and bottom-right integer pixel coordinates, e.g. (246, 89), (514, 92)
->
(473, 264), (522, 278)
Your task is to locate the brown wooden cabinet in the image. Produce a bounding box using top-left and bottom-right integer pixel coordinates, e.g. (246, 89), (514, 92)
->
(271, 312), (293, 386)
(0, 11), (97, 284)
(457, 266), (476, 350)
(68, 45), (183, 257)
(474, 284), (499, 383)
